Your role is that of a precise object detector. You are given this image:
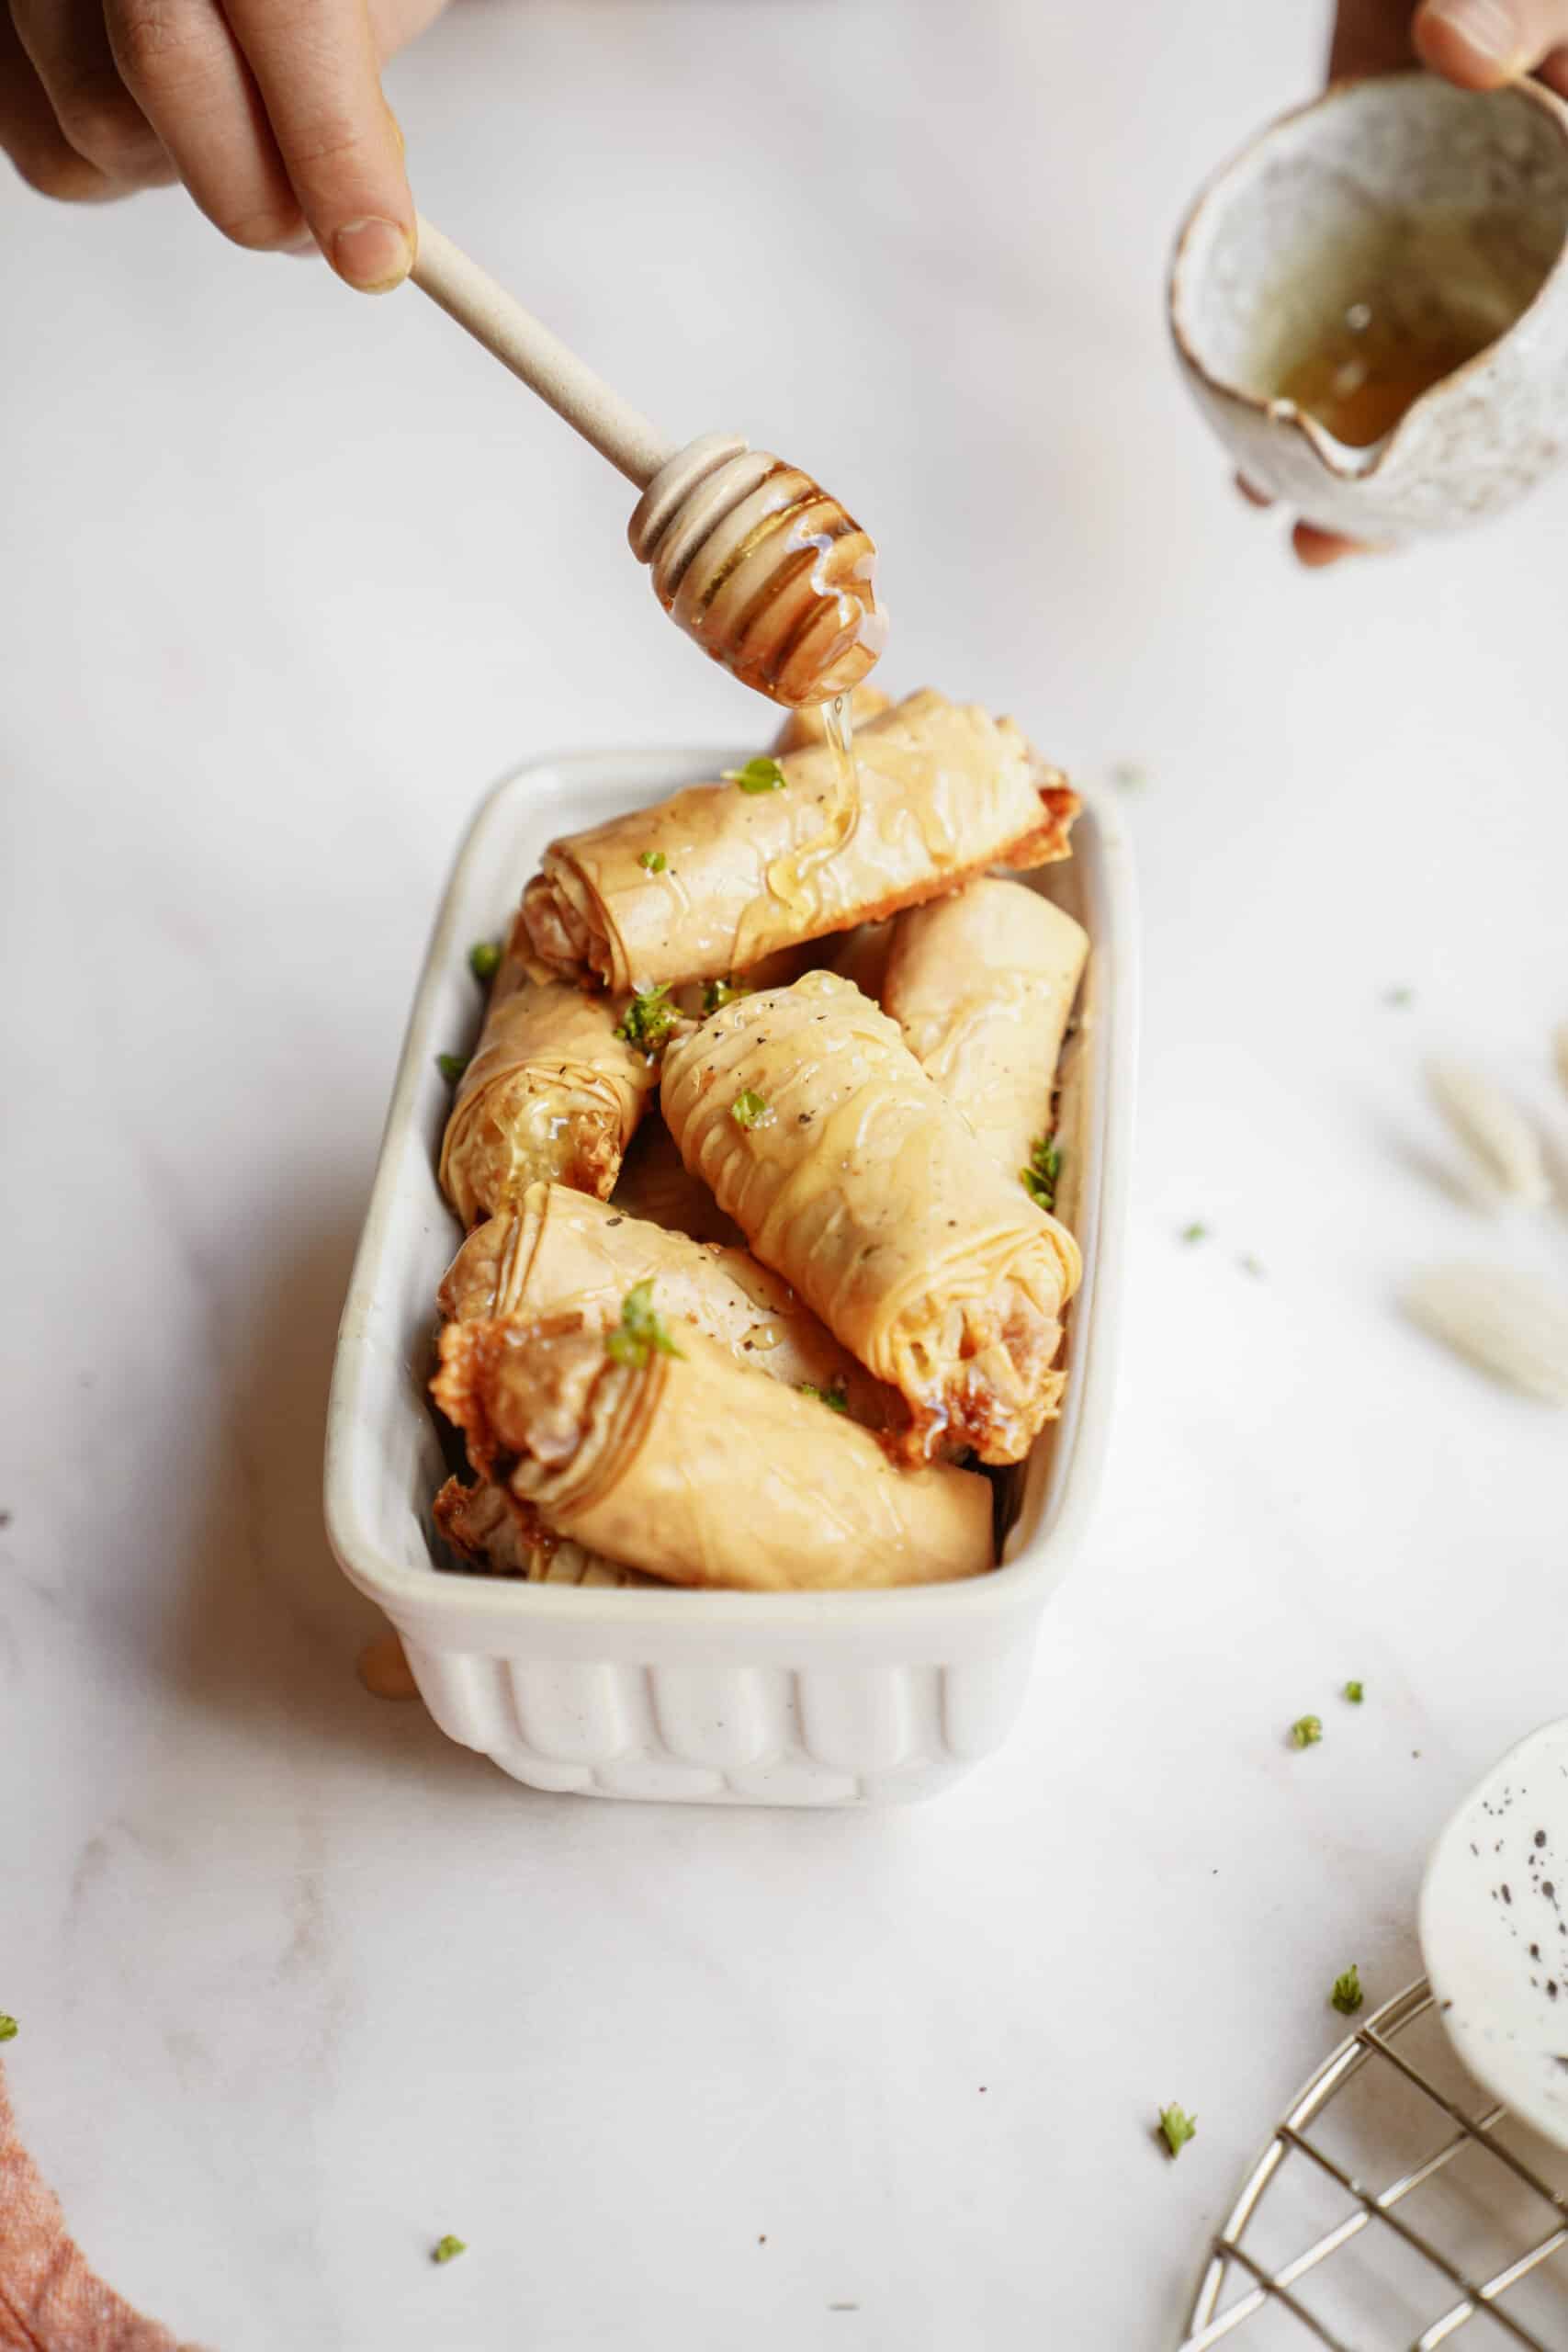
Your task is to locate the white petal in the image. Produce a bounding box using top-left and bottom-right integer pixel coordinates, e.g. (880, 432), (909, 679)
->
(1404, 1266), (1568, 1406)
(1427, 1061), (1550, 1208)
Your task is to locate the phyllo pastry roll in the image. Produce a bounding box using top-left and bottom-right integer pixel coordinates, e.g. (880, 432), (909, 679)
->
(882, 879), (1088, 1188)
(437, 1182), (895, 1428)
(434, 1474), (653, 1586)
(520, 689), (1078, 991)
(432, 1314), (995, 1593)
(660, 971), (1081, 1464)
(438, 949), (656, 1227)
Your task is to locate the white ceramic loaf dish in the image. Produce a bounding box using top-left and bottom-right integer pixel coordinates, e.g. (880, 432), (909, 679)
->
(323, 748), (1137, 1806)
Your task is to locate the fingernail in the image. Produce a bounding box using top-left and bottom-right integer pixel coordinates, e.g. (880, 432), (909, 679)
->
(279, 227), (318, 259)
(1420, 0), (1526, 69)
(332, 216), (412, 292)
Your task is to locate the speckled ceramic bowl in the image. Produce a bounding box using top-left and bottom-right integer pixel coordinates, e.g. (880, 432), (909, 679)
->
(1170, 73), (1568, 542)
(1420, 1716), (1568, 2150)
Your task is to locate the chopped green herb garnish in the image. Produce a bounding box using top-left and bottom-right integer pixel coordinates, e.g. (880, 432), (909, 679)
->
(436, 1052), (469, 1084)
(1343, 1679), (1364, 1705)
(1291, 1714), (1323, 1749)
(432, 2235), (467, 2266)
(1111, 761), (1148, 792)
(1384, 986), (1414, 1007)
(723, 756), (787, 795)
(1239, 1253), (1266, 1278)
(615, 985), (676, 1055)
(800, 1379), (849, 1414)
(1330, 1965), (1363, 2017)
(605, 1280), (683, 1370)
(730, 1090), (773, 1129)
(0, 2016), (17, 2042)
(703, 977), (750, 1013)
(1181, 1222), (1208, 1244)
(1158, 2104), (1197, 2158)
(638, 849), (667, 874)
(1021, 1136), (1061, 1211)
(468, 939), (502, 982)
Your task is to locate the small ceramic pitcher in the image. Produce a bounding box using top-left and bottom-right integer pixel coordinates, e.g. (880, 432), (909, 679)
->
(1169, 72), (1568, 542)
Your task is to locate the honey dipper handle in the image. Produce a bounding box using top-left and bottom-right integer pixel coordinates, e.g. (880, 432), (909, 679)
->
(410, 217), (675, 490)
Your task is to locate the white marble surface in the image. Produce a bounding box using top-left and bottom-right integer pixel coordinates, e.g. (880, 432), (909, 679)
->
(4, 2), (1568, 2345)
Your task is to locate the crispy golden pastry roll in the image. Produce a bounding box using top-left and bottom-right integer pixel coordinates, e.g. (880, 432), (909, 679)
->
(772, 683), (892, 754)
(437, 964), (656, 1227)
(434, 1474), (653, 1586)
(520, 688), (1078, 991)
(433, 1317), (994, 1593)
(660, 970), (1082, 1464)
(436, 1182), (895, 1426)
(610, 1113), (747, 1247)
(882, 879), (1088, 1183)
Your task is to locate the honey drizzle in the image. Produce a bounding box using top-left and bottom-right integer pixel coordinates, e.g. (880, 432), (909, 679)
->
(763, 692), (861, 917)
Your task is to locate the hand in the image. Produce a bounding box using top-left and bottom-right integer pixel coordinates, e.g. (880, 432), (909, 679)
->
(0, 0), (448, 289)
(1247, 0), (1568, 563)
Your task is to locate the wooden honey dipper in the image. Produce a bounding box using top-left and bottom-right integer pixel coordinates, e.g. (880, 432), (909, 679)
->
(411, 218), (886, 708)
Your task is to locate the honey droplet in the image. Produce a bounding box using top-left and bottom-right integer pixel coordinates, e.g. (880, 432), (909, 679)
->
(357, 1631), (420, 1701)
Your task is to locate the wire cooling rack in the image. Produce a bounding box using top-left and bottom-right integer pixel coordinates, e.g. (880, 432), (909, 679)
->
(1179, 1980), (1568, 2350)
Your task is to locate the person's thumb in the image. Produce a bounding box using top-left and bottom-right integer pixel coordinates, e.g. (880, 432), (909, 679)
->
(1415, 0), (1568, 86)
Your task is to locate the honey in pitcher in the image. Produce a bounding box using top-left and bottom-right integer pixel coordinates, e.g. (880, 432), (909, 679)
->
(1274, 299), (1497, 447)
(1264, 207), (1551, 447)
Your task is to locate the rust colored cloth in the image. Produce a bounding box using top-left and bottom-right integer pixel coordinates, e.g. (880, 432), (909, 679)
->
(0, 2063), (197, 2351)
